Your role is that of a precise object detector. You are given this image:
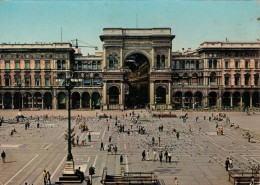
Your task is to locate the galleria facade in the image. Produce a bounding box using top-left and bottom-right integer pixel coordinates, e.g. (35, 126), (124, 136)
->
(0, 28), (259, 110)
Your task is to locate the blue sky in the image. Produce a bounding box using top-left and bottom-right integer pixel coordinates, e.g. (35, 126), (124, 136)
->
(0, 0), (259, 55)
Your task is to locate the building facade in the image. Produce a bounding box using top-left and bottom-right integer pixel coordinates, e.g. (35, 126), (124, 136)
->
(0, 28), (259, 110)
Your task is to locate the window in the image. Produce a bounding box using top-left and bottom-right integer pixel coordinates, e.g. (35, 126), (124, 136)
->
(171, 61), (176, 69)
(225, 61), (229, 69)
(185, 61), (190, 69)
(62, 60), (66, 69)
(190, 61), (194, 69)
(83, 63), (87, 70)
(35, 54), (39, 58)
(255, 61), (258, 69)
(161, 55), (165, 69)
(5, 78), (10, 86)
(213, 60), (217, 68)
(245, 61), (249, 69)
(156, 55), (160, 69)
(97, 61), (101, 69)
(25, 54), (30, 58)
(5, 61), (10, 69)
(88, 62), (92, 70)
(114, 56), (118, 68)
(93, 61), (97, 70)
(196, 61), (200, 69)
(244, 74), (250, 85)
(14, 61), (20, 69)
(57, 60), (61, 69)
(78, 61), (82, 70)
(25, 61), (30, 69)
(35, 77), (40, 86)
(14, 77), (21, 86)
(45, 61), (50, 69)
(45, 78), (50, 86)
(208, 60), (212, 69)
(35, 61), (40, 69)
(176, 61), (180, 69)
(235, 61), (239, 69)
(235, 76), (240, 86)
(224, 77), (230, 85)
(109, 55), (114, 68)
(25, 76), (30, 86)
(84, 74), (90, 86)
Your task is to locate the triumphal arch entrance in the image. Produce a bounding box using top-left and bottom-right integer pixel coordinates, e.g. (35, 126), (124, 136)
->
(100, 28), (175, 110)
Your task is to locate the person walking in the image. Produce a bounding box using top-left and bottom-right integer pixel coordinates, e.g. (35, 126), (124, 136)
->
(88, 132), (91, 142)
(168, 152), (172, 164)
(174, 177), (178, 185)
(159, 152), (163, 163)
(1, 150), (6, 163)
(100, 141), (104, 151)
(142, 150), (146, 161)
(46, 171), (51, 185)
(109, 136), (112, 143)
(120, 154), (123, 164)
(229, 157), (233, 169)
(76, 135), (79, 146)
(153, 151), (157, 162)
(164, 151), (168, 163)
(225, 158), (230, 171)
(176, 132), (179, 140)
(146, 150), (150, 161)
(42, 170), (47, 185)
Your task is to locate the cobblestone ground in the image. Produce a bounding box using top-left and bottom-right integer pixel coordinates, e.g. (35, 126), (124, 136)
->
(0, 109), (260, 185)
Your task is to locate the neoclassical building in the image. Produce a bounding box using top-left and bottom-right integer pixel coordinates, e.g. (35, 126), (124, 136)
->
(0, 28), (259, 110)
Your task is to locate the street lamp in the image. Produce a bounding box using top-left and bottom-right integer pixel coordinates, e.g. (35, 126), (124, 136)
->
(56, 76), (83, 171)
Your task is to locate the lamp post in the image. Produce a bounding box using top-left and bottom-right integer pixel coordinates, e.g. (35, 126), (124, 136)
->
(56, 76), (83, 169)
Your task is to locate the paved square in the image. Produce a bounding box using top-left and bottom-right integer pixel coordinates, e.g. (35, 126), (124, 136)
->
(0, 110), (260, 185)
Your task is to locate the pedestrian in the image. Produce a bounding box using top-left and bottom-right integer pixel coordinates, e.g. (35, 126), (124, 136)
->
(159, 152), (163, 163)
(229, 157), (233, 169)
(152, 137), (155, 145)
(176, 132), (179, 140)
(109, 136), (112, 143)
(153, 151), (157, 162)
(174, 177), (178, 185)
(142, 150), (146, 161)
(147, 150), (150, 161)
(225, 158), (230, 171)
(88, 132), (91, 142)
(188, 125), (192, 133)
(1, 150), (6, 163)
(86, 176), (91, 185)
(120, 154), (123, 164)
(164, 151), (168, 163)
(100, 141), (104, 151)
(42, 170), (47, 185)
(158, 137), (161, 147)
(168, 152), (172, 164)
(46, 171), (51, 185)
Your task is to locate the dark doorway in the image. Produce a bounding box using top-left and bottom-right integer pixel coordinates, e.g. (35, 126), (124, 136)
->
(156, 86), (166, 104)
(124, 53), (149, 108)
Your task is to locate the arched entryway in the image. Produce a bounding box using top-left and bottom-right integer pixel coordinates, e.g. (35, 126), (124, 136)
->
(173, 91), (182, 109)
(34, 92), (42, 109)
(184, 91), (192, 108)
(72, 92), (80, 109)
(194, 91), (202, 108)
(233, 92), (241, 107)
(242, 92), (250, 108)
(252, 92), (260, 107)
(222, 92), (231, 108)
(92, 92), (100, 109)
(109, 86), (119, 105)
(23, 92), (32, 108)
(124, 53), (150, 108)
(44, 92), (52, 109)
(156, 86), (166, 104)
(208, 92), (217, 107)
(58, 92), (66, 109)
(4, 92), (12, 109)
(82, 92), (90, 108)
(14, 92), (22, 109)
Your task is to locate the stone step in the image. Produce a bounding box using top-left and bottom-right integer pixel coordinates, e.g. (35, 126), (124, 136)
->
(55, 180), (82, 184)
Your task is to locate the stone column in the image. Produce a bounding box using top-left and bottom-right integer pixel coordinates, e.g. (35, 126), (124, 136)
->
(230, 96), (233, 107)
(53, 91), (57, 109)
(90, 96), (92, 109)
(192, 97), (195, 109)
(120, 48), (123, 68)
(32, 96), (34, 109)
(80, 93), (82, 109)
(120, 83), (124, 109)
(103, 82), (107, 109)
(21, 95), (24, 109)
(150, 81), (155, 105)
(151, 48), (155, 70)
(250, 93), (252, 108)
(240, 95), (243, 107)
(11, 95), (14, 109)
(167, 82), (172, 105)
(168, 47), (171, 69)
(219, 96), (222, 108)
(41, 96), (44, 109)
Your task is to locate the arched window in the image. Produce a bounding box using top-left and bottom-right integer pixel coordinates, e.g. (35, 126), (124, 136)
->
(161, 55), (165, 69)
(62, 60), (66, 69)
(78, 61), (82, 70)
(92, 61), (97, 70)
(176, 61), (180, 69)
(156, 55), (160, 69)
(208, 60), (212, 69)
(93, 73), (101, 85)
(109, 55), (114, 68)
(57, 60), (61, 69)
(210, 72), (217, 85)
(114, 56), (118, 68)
(213, 59), (217, 69)
(84, 73), (90, 86)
